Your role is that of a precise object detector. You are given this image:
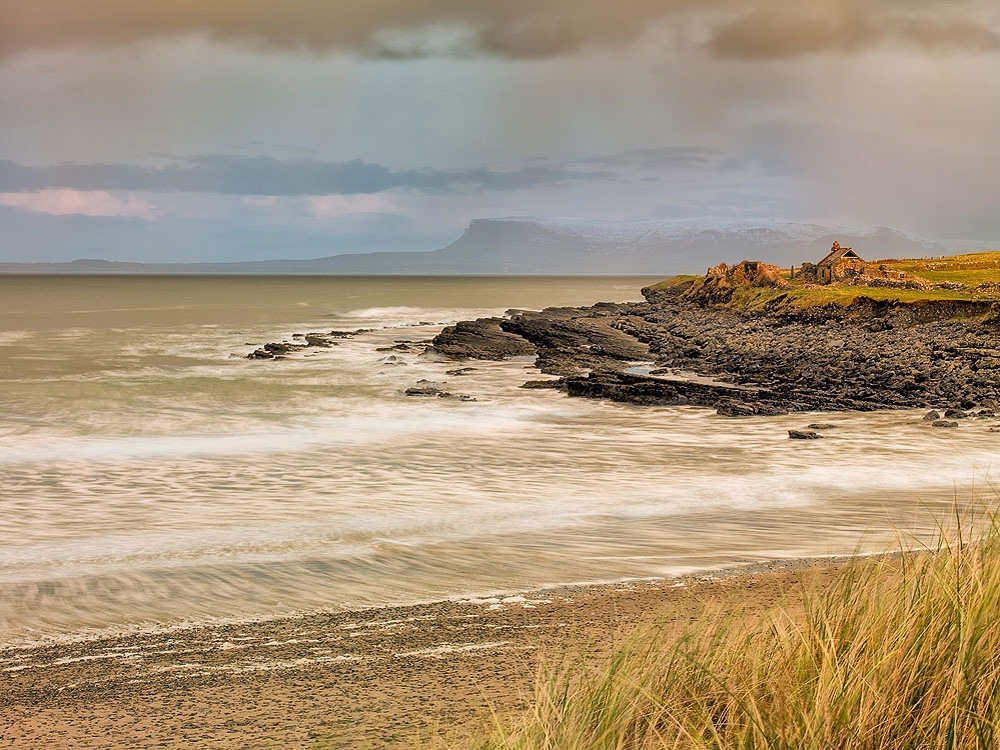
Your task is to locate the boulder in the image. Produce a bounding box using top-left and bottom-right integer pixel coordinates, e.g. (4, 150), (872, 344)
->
(405, 380), (445, 396)
(931, 420), (958, 428)
(789, 430), (821, 439)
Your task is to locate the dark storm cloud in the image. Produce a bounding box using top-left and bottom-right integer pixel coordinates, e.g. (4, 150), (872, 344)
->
(1, 0), (997, 61)
(709, 6), (1000, 59)
(0, 0), (703, 60)
(0, 156), (611, 195)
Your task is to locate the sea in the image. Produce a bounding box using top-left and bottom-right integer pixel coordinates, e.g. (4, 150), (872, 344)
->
(1, 275), (997, 649)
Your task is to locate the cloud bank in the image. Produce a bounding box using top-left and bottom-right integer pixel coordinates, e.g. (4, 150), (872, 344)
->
(0, 156), (610, 196)
(1, 0), (997, 61)
(0, 189), (159, 219)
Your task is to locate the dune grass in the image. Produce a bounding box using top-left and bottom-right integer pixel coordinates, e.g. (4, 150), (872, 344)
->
(474, 516), (1000, 749)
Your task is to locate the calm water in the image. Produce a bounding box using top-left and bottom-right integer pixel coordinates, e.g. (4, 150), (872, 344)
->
(1, 275), (997, 648)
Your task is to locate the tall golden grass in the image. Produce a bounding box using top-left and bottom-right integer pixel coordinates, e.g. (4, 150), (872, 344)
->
(477, 517), (1000, 749)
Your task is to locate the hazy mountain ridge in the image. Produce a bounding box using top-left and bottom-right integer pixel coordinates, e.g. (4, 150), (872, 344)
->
(0, 218), (945, 275)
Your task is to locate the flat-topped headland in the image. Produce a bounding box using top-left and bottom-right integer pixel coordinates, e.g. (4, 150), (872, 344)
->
(433, 248), (1000, 417)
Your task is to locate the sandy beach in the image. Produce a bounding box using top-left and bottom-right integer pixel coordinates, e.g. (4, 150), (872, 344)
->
(0, 559), (850, 748)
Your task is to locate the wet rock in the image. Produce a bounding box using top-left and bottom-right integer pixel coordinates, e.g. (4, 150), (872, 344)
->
(376, 343), (412, 352)
(521, 379), (565, 389)
(923, 410), (941, 421)
(433, 318), (536, 360)
(502, 308), (649, 367)
(405, 380), (445, 396)
(944, 408), (968, 419)
(247, 348), (274, 360)
(931, 420), (959, 428)
(304, 333), (336, 348)
(446, 367), (477, 376)
(438, 393), (477, 402)
(328, 329), (367, 338)
(788, 430), (821, 439)
(807, 423), (837, 429)
(755, 404), (790, 417)
(716, 401), (756, 417)
(263, 342), (300, 355)
(565, 371), (686, 406)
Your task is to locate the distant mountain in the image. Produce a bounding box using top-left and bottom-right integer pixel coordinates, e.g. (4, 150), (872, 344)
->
(0, 218), (944, 275)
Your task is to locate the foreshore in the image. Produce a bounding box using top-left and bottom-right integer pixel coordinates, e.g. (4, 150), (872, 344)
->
(1, 557), (852, 749)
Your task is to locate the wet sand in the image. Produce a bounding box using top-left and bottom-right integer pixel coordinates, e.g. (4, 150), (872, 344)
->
(0, 559), (849, 748)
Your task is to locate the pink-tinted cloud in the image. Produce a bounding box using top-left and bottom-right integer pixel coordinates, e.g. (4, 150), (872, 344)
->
(304, 193), (400, 218)
(0, 189), (159, 219)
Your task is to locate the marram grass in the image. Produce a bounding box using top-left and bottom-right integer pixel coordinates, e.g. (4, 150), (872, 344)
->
(475, 518), (1000, 749)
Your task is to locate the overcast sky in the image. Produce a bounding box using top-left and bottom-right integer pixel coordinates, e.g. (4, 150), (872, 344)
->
(1, 0), (999, 262)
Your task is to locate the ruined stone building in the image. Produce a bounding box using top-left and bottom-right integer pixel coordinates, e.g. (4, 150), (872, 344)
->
(798, 241), (867, 284)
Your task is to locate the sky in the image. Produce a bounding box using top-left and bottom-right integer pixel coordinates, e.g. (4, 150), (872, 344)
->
(1, 0), (999, 263)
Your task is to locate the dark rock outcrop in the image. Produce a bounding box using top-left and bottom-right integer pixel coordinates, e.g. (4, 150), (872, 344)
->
(431, 279), (1000, 415)
(433, 318), (536, 360)
(499, 305), (650, 376)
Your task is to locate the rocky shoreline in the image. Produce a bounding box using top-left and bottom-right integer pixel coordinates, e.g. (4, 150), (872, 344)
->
(431, 280), (1000, 417)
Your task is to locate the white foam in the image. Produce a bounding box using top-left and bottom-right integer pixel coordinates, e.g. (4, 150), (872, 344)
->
(395, 641), (513, 658)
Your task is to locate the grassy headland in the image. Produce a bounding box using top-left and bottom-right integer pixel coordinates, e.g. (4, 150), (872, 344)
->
(474, 518), (1000, 749)
(648, 250), (1000, 314)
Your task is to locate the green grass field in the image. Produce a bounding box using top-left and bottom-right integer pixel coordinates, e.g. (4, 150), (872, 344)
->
(881, 252), (1000, 287)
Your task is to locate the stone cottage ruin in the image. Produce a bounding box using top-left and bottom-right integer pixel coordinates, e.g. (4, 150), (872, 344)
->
(797, 241), (866, 284)
(793, 242), (927, 289)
